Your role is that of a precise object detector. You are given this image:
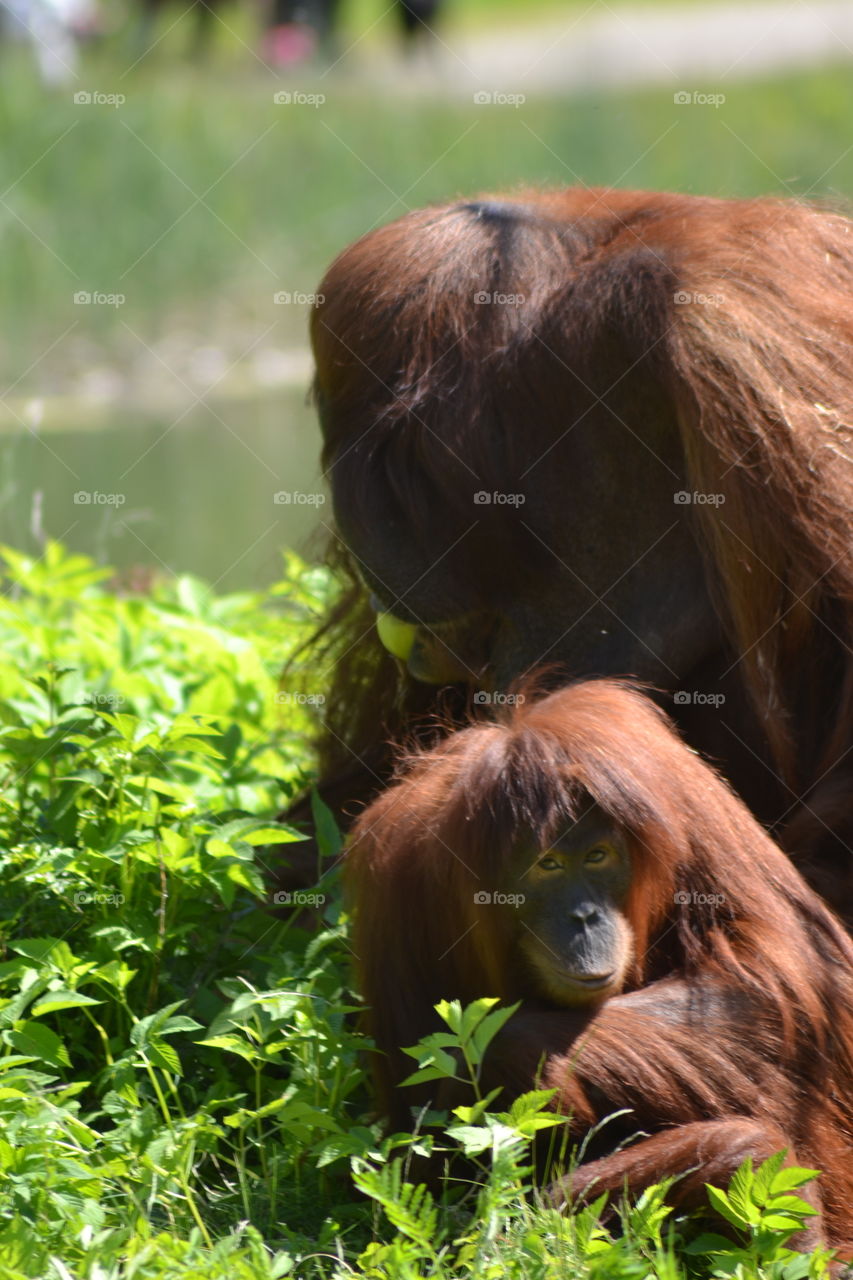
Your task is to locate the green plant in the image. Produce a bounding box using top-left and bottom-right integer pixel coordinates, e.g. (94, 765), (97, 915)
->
(686, 1152), (833, 1278)
(0, 543), (835, 1279)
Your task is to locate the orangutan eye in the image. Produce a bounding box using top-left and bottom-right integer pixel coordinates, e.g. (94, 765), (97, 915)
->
(537, 855), (562, 871)
(585, 846), (611, 867)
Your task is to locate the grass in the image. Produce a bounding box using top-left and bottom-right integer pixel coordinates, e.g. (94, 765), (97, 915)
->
(2, 53), (853, 398)
(0, 541), (833, 1279)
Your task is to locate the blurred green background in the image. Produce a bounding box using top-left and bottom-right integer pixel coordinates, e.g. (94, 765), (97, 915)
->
(2, 0), (852, 588)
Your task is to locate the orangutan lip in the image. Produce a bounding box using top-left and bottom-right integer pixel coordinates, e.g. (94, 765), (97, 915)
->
(539, 959), (616, 990)
(566, 972), (615, 988)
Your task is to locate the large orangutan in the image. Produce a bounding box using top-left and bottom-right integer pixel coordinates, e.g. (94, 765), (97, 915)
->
(346, 682), (853, 1255)
(295, 188), (853, 924)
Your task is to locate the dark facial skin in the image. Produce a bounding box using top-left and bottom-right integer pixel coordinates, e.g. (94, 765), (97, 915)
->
(340, 383), (723, 693)
(504, 810), (634, 1007)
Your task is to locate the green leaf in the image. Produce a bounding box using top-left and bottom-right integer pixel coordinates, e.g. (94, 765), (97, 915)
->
(7, 1020), (70, 1068)
(224, 862), (266, 896)
(310, 789), (343, 860)
(124, 775), (195, 802)
(451, 1089), (504, 1124)
(31, 989), (102, 1016)
(751, 1149), (786, 1202)
(769, 1165), (822, 1195)
(158, 1016), (203, 1035)
(240, 826), (306, 846)
(684, 1232), (743, 1255)
(434, 998), (464, 1035)
(726, 1155), (763, 1225)
(507, 1089), (563, 1134)
(444, 1124), (493, 1155)
(89, 960), (137, 993)
(198, 1035), (263, 1065)
(130, 1001), (187, 1047)
(469, 1001), (520, 1062)
(145, 1037), (182, 1074)
(401, 1032), (460, 1060)
(705, 1184), (750, 1230)
(766, 1194), (818, 1218)
(167, 735), (225, 759)
(401, 1058), (458, 1086)
(352, 1160), (439, 1252)
(206, 837), (237, 858)
(762, 1213), (809, 1231)
(11, 939), (77, 970)
(98, 712), (142, 741)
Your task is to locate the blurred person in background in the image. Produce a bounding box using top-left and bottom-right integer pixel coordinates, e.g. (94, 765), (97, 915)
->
(0, 0), (101, 84)
(398, 0), (442, 47)
(134, 0), (224, 57)
(133, 0), (336, 64)
(262, 0), (444, 64)
(133, 0), (444, 66)
(262, 0), (341, 67)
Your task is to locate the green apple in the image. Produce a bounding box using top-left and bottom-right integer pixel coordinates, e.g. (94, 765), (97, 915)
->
(375, 611), (417, 661)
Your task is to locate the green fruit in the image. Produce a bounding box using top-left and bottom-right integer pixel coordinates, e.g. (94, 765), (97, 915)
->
(375, 611), (417, 661)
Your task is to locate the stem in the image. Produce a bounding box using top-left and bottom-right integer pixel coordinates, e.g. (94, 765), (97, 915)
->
(142, 1054), (212, 1248)
(255, 1061), (268, 1179)
(81, 1006), (114, 1066)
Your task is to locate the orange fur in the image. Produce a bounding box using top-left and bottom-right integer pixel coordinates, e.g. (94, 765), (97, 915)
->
(347, 681), (853, 1253)
(298, 190), (853, 919)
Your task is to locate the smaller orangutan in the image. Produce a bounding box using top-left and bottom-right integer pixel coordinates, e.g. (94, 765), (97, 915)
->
(346, 681), (853, 1256)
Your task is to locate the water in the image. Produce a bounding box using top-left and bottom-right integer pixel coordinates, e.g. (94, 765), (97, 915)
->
(0, 388), (327, 590)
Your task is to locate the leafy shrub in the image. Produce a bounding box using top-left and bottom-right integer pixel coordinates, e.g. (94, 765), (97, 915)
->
(0, 544), (834, 1279)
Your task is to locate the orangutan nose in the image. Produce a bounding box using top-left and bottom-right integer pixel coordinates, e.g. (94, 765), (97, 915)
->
(571, 903), (601, 926)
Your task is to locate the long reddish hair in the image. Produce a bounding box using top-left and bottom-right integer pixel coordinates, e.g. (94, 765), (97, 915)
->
(310, 191), (853, 894)
(347, 681), (853, 1184)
